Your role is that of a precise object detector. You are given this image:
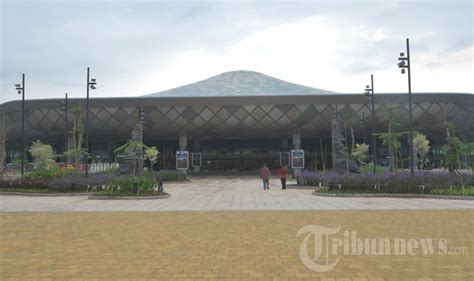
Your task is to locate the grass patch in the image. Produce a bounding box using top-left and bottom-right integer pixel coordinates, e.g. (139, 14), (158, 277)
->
(431, 186), (474, 196)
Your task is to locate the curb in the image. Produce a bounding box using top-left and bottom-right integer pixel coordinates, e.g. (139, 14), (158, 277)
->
(312, 191), (474, 200)
(0, 191), (92, 197)
(88, 194), (171, 200)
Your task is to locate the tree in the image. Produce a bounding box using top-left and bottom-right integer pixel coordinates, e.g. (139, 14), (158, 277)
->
(351, 143), (370, 166)
(114, 139), (149, 176)
(442, 121), (462, 173)
(63, 106), (88, 171)
(144, 146), (159, 173)
(29, 140), (54, 170)
(377, 105), (404, 172)
(340, 111), (359, 152)
(413, 132), (430, 170)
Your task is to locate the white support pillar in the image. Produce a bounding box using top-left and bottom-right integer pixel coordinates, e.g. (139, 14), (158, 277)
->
(179, 133), (188, 174)
(292, 132), (301, 150)
(193, 138), (201, 172)
(292, 132), (302, 183)
(179, 133), (187, 151)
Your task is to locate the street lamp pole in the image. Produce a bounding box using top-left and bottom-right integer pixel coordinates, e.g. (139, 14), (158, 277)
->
(364, 74), (377, 174)
(15, 74), (25, 178)
(398, 38), (414, 176)
(85, 67), (97, 177)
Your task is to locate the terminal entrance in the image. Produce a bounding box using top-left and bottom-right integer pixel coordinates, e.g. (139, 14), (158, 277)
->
(159, 138), (285, 171)
(199, 139), (282, 171)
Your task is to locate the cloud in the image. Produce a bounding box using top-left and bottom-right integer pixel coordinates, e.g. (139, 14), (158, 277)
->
(142, 15), (473, 94)
(1, 1), (472, 103)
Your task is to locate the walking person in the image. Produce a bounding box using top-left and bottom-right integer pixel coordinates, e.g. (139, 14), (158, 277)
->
(260, 163), (270, 190)
(279, 165), (288, 190)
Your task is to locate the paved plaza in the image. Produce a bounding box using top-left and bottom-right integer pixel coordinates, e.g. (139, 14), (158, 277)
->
(1, 210), (473, 280)
(1, 177), (473, 280)
(1, 177), (473, 212)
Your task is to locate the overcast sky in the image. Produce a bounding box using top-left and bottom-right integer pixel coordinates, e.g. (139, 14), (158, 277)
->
(1, 0), (472, 103)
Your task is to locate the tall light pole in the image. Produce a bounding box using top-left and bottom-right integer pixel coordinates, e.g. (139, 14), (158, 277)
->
(85, 67), (97, 177)
(398, 38), (414, 176)
(364, 74), (377, 174)
(14, 74), (25, 178)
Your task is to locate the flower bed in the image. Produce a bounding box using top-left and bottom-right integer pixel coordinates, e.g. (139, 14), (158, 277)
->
(301, 171), (474, 195)
(0, 173), (116, 194)
(0, 179), (49, 192)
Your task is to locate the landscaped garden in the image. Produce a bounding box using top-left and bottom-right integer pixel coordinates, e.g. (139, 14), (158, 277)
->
(0, 126), (183, 198)
(301, 170), (474, 196)
(298, 107), (474, 198)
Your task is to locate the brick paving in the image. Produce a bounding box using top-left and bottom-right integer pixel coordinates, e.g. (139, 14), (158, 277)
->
(1, 210), (473, 281)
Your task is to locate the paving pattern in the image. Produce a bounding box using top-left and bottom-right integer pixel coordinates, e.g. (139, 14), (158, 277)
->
(1, 177), (473, 212)
(1, 210), (473, 280)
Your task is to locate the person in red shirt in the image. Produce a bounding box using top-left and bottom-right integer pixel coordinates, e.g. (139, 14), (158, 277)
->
(259, 163), (270, 190)
(278, 165), (288, 190)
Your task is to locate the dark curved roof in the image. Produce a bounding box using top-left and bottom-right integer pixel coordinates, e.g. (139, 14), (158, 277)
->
(1, 93), (473, 141)
(144, 70), (337, 97)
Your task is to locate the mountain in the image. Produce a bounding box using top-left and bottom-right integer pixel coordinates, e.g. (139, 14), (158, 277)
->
(144, 70), (337, 97)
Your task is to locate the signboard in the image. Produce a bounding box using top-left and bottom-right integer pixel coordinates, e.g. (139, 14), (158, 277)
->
(291, 149), (305, 169)
(280, 152), (290, 167)
(192, 153), (202, 167)
(176, 151), (189, 170)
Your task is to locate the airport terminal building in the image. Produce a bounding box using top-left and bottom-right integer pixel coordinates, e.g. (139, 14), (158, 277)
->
(1, 71), (473, 171)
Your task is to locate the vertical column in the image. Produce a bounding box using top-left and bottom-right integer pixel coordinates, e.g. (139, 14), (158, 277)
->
(292, 132), (301, 182)
(179, 133), (187, 151)
(178, 133), (188, 174)
(292, 132), (301, 149)
(193, 138), (201, 172)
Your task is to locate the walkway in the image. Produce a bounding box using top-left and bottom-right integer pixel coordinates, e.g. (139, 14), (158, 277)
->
(1, 177), (472, 212)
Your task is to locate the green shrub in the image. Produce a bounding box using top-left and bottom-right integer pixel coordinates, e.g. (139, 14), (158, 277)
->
(359, 165), (388, 174)
(152, 170), (187, 181)
(25, 166), (74, 180)
(105, 176), (160, 195)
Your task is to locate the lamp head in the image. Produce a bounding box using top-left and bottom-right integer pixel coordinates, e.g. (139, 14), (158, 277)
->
(398, 60), (406, 67)
(90, 84), (97, 90)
